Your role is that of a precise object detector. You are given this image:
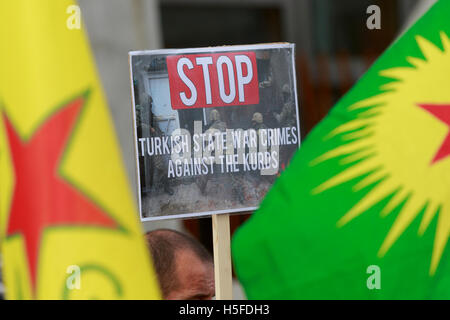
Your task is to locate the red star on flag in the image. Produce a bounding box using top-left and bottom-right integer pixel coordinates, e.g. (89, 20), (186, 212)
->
(3, 94), (118, 293)
(418, 103), (450, 164)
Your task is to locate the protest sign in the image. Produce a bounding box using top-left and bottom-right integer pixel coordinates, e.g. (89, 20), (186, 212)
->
(129, 43), (300, 221)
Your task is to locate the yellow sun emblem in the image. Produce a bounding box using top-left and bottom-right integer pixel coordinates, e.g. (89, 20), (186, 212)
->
(311, 32), (450, 275)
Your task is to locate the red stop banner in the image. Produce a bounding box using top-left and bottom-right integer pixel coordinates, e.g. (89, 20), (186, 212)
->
(166, 51), (259, 110)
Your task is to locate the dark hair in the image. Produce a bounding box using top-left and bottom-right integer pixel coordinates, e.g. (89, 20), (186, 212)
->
(145, 229), (212, 297)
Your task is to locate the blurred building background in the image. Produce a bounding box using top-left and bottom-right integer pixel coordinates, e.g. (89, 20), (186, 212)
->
(0, 0), (434, 300)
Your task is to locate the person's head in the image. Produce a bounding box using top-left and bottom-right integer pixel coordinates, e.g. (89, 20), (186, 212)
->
(147, 94), (153, 105)
(209, 109), (221, 123)
(145, 229), (215, 300)
(252, 112), (263, 126)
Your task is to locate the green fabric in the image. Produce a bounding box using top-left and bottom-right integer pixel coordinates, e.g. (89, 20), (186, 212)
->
(232, 0), (450, 299)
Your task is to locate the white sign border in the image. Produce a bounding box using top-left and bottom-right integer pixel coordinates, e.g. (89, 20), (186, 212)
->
(128, 43), (301, 222)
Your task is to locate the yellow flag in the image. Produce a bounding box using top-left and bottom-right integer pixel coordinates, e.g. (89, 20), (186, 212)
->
(0, 0), (161, 299)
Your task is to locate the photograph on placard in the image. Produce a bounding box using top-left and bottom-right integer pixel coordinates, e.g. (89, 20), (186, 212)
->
(129, 44), (300, 221)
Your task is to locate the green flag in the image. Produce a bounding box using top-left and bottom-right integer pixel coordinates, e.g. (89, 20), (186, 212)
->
(232, 0), (450, 299)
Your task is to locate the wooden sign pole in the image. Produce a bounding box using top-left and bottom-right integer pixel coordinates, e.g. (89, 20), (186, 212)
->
(212, 213), (233, 300)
